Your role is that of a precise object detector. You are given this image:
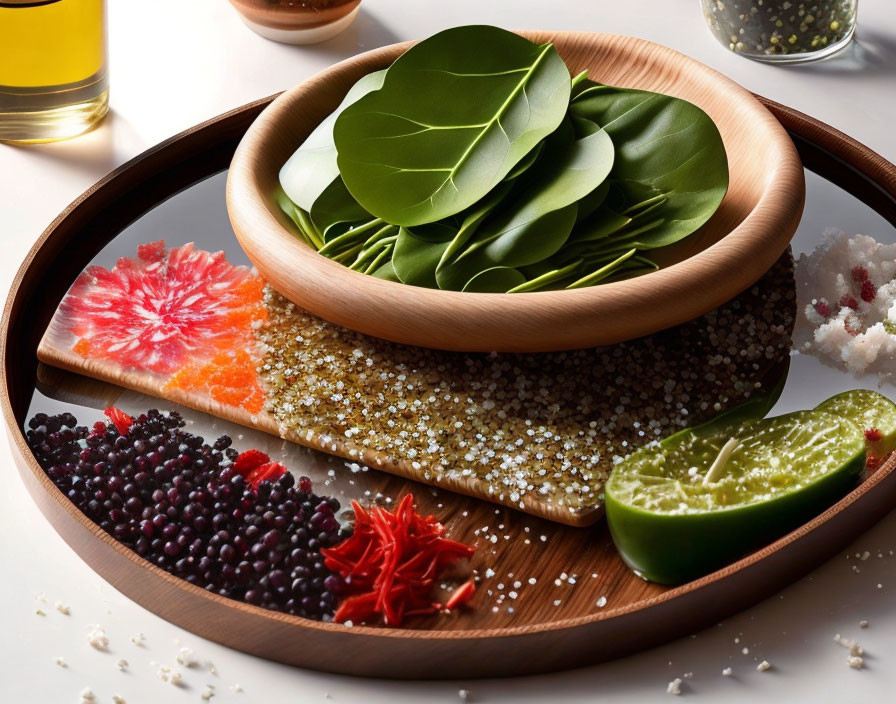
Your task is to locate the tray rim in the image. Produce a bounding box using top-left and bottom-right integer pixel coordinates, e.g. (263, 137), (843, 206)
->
(3, 94), (896, 678)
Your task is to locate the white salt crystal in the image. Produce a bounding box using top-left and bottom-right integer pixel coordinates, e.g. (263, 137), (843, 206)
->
(86, 625), (109, 650)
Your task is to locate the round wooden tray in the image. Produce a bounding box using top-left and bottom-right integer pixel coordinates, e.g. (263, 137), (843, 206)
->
(3, 96), (896, 679)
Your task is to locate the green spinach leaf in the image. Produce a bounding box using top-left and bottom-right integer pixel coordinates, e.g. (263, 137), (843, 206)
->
(308, 177), (373, 241)
(279, 69), (386, 212)
(437, 203), (578, 291)
(392, 222), (457, 288)
(458, 114), (614, 267)
(436, 180), (514, 276)
(570, 83), (728, 250)
(462, 266), (527, 293)
(333, 25), (571, 226)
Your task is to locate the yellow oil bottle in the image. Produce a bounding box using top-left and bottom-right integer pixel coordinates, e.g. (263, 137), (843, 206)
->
(0, 0), (108, 143)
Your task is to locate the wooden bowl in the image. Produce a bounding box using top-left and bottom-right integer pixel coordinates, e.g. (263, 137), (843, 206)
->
(228, 0), (361, 45)
(228, 31), (805, 353)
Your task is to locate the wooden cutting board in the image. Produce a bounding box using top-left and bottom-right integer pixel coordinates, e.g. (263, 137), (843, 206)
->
(36, 235), (794, 527)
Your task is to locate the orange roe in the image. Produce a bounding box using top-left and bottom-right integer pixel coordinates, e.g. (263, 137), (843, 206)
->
(73, 338), (92, 357)
(165, 349), (266, 414)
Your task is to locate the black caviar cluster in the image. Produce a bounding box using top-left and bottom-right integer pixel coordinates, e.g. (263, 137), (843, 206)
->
(25, 409), (349, 620)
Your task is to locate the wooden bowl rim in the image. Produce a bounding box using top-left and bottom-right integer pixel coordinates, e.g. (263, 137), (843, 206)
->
(226, 30), (806, 352)
(3, 93), (895, 654)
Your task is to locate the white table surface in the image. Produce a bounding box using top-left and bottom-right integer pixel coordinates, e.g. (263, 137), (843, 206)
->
(2, 1), (896, 701)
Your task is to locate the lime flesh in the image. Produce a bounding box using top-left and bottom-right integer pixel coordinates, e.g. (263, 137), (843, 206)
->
(605, 410), (865, 585)
(815, 389), (896, 460)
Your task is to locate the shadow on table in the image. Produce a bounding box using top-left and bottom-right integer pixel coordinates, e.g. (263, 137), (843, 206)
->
(293, 7), (400, 57)
(776, 27), (896, 76)
(0, 109), (145, 179)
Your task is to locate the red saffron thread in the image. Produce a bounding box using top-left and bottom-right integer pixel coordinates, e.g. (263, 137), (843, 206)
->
(322, 494), (476, 626)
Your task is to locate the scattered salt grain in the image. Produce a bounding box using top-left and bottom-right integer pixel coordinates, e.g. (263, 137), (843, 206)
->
(741, 647), (749, 655)
(129, 633), (145, 647)
(230, 684), (244, 693)
(79, 687), (96, 703)
(834, 634), (864, 656)
(115, 659), (128, 672)
(55, 656), (67, 668)
(596, 596), (607, 607)
(201, 685), (216, 700)
(757, 660), (771, 672)
(722, 667), (733, 677)
(860, 620), (869, 628)
(458, 688), (472, 702)
(848, 655), (864, 670)
(666, 678), (682, 695)
(86, 625), (109, 650)
(55, 601), (71, 615)
(112, 696), (127, 704)
(176, 647), (198, 667)
(157, 665), (181, 684)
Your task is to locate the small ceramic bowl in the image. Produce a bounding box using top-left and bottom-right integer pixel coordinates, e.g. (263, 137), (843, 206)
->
(226, 32), (805, 352)
(229, 0), (361, 45)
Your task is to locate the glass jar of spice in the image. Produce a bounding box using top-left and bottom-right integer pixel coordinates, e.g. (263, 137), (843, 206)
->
(701, 0), (857, 63)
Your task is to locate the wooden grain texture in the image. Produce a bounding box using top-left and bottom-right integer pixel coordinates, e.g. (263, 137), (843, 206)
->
(226, 31), (806, 353)
(3, 91), (896, 678)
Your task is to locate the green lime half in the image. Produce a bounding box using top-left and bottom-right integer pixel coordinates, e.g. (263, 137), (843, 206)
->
(816, 389), (896, 461)
(605, 410), (865, 585)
